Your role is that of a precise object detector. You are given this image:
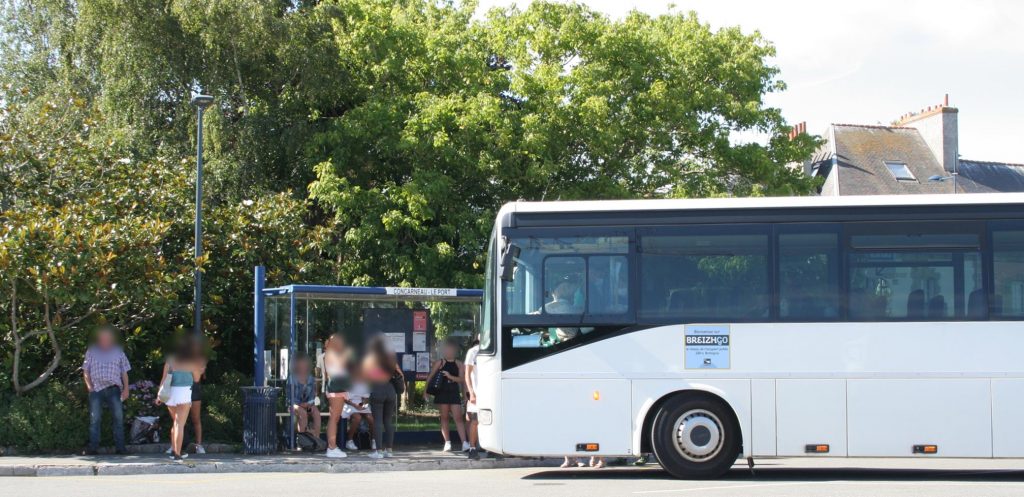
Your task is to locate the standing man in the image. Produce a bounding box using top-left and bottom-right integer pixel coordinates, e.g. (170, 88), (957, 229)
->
(464, 335), (481, 460)
(83, 325), (131, 455)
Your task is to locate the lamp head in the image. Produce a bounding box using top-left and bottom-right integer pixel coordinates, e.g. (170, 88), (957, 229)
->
(190, 94), (214, 108)
(928, 175), (944, 182)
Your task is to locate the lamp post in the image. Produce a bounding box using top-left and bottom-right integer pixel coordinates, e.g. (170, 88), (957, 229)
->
(190, 94), (214, 337)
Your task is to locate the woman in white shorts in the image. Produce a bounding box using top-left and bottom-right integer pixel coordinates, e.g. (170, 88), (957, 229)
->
(343, 367), (375, 451)
(157, 338), (204, 462)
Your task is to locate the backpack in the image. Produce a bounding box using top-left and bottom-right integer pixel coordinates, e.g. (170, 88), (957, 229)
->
(426, 366), (444, 396)
(356, 429), (373, 450)
(296, 431), (327, 452)
(390, 372), (406, 395)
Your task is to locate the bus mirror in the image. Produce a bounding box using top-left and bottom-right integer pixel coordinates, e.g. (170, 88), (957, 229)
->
(500, 243), (521, 282)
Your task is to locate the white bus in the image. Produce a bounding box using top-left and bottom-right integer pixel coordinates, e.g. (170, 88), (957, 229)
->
(474, 194), (1024, 478)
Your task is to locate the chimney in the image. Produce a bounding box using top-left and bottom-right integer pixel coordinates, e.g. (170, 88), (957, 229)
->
(894, 94), (959, 172)
(788, 121), (807, 141)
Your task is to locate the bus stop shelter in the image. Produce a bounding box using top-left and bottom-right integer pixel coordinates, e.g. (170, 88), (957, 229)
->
(252, 266), (483, 449)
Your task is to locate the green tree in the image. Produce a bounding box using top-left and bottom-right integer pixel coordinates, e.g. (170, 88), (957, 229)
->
(309, 0), (819, 289)
(0, 0), (819, 395)
(0, 96), (192, 393)
(0, 90), (323, 391)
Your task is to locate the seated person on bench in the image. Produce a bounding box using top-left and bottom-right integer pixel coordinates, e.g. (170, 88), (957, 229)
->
(290, 355), (321, 436)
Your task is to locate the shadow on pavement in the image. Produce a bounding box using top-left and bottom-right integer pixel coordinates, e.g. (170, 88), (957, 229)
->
(522, 465), (1024, 483)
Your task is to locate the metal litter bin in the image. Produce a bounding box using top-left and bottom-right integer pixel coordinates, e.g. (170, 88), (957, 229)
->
(242, 386), (280, 454)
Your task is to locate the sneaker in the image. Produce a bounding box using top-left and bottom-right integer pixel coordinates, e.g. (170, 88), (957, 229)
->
(345, 440), (358, 451)
(372, 440), (377, 450)
(180, 453), (188, 460)
(194, 445), (206, 455)
(468, 448), (480, 460)
(325, 447), (347, 459)
(383, 449), (393, 458)
(442, 441), (452, 452)
(462, 441), (471, 452)
(633, 455), (648, 466)
(165, 447), (173, 455)
(367, 450), (384, 460)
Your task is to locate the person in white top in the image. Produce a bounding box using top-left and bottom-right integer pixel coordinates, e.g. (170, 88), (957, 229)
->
(343, 367), (376, 451)
(464, 336), (481, 460)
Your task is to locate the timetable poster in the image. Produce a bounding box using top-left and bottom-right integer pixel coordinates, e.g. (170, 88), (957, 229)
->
(362, 308), (434, 378)
(412, 331), (427, 352)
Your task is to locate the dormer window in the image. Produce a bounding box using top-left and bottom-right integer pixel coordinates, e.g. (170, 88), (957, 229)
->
(884, 161), (916, 181)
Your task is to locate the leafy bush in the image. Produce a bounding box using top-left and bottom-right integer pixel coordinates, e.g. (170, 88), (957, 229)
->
(124, 379), (161, 420)
(0, 373), (256, 451)
(200, 371), (248, 444)
(0, 380), (90, 452)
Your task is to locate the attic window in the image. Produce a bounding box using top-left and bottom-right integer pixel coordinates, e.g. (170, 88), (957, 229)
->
(884, 161), (916, 181)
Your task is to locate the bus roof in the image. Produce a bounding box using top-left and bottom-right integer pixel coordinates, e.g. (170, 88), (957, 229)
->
(504, 193), (1024, 215)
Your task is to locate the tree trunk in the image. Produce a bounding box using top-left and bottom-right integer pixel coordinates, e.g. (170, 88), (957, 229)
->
(10, 284), (64, 394)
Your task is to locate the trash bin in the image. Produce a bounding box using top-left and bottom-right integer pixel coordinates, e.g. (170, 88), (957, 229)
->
(242, 386), (281, 455)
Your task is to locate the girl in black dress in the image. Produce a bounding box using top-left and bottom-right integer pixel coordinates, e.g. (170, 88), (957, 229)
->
(425, 338), (468, 452)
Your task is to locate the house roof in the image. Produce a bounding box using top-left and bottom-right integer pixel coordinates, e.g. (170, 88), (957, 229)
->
(957, 160), (1024, 193)
(811, 124), (951, 195)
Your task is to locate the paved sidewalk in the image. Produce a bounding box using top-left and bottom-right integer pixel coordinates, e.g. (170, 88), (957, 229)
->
(0, 447), (557, 477)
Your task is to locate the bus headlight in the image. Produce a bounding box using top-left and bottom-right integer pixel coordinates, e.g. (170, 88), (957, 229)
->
(479, 409), (493, 425)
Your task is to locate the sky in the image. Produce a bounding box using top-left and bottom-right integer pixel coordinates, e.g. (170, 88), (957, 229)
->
(476, 0), (1024, 163)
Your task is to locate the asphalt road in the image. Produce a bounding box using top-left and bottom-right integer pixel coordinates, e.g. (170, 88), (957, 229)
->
(5, 458), (1024, 497)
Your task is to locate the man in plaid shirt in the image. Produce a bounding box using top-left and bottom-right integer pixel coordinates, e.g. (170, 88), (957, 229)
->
(82, 326), (131, 455)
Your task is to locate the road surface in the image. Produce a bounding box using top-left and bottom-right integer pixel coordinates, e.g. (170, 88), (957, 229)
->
(5, 458), (1024, 496)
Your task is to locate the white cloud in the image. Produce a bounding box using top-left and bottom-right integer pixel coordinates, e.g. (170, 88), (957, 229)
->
(476, 0), (1024, 163)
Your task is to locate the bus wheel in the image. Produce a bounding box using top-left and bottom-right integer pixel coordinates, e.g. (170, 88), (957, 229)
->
(650, 395), (740, 479)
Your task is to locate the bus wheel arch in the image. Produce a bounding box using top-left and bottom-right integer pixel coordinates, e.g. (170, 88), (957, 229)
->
(642, 390), (742, 479)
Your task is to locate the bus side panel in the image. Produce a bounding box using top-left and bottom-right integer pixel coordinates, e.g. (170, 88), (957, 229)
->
(631, 379), (752, 459)
(777, 379), (847, 456)
(750, 379), (777, 457)
(992, 379), (1024, 457)
(847, 379), (991, 457)
(501, 378), (631, 456)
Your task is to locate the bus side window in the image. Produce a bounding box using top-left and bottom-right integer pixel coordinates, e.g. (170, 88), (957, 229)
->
(846, 225), (981, 320)
(638, 229), (769, 321)
(992, 227), (1024, 318)
(588, 255), (628, 315)
(778, 231), (840, 320)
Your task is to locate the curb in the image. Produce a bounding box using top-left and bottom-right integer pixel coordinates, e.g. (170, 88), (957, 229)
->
(0, 443), (238, 457)
(1, 456), (558, 477)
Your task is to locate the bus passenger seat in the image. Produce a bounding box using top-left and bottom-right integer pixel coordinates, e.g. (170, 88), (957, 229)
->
(967, 289), (987, 319)
(927, 295), (946, 318)
(906, 289), (926, 319)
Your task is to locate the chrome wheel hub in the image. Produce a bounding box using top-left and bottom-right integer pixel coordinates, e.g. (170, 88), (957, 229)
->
(672, 409), (724, 462)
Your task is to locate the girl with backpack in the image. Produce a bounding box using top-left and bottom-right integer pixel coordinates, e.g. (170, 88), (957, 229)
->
(424, 338), (468, 452)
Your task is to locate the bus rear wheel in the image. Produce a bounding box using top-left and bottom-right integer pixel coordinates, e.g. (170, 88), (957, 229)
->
(650, 395), (740, 479)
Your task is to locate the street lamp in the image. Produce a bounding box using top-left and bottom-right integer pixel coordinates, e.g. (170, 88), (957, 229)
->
(928, 173), (957, 194)
(190, 94), (214, 337)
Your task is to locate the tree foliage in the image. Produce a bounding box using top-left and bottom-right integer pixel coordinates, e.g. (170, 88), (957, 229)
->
(308, 0), (819, 287)
(0, 0), (818, 393)
(0, 96), (191, 392)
